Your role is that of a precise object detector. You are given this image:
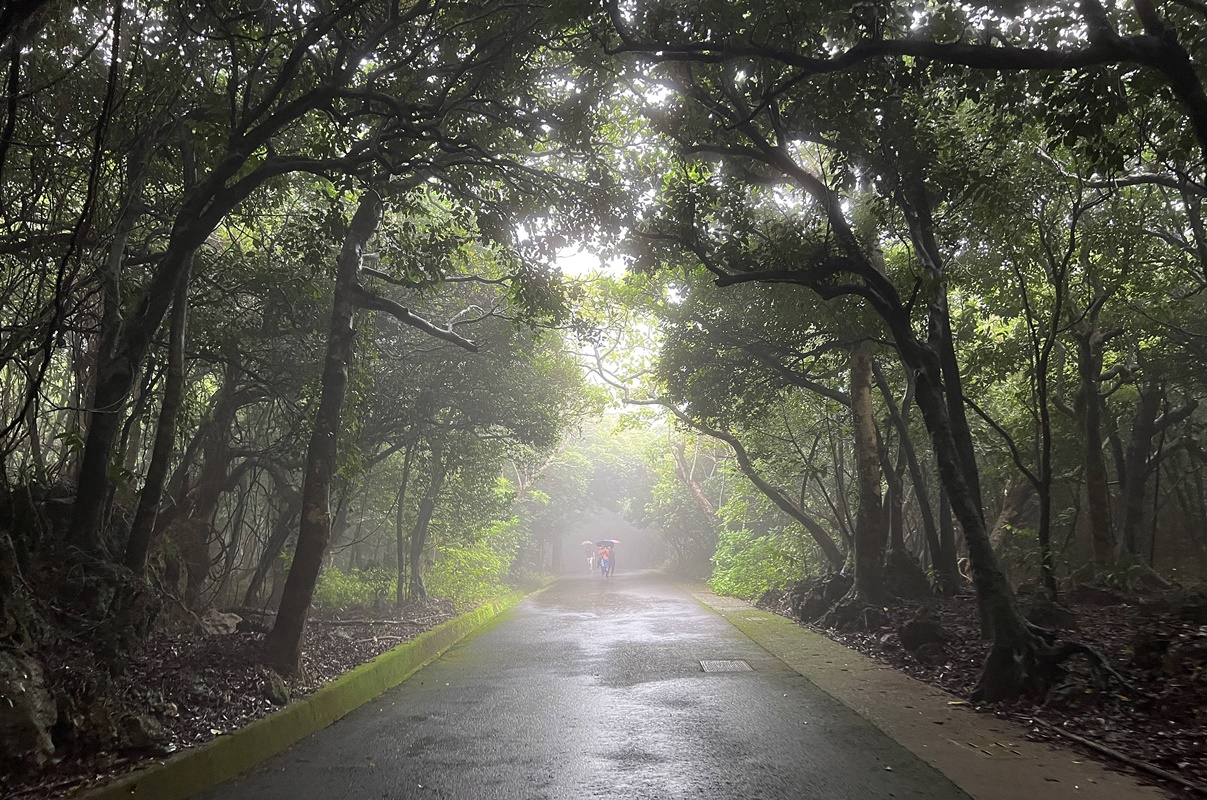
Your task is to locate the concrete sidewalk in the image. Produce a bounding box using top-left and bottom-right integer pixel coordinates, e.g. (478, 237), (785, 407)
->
(692, 588), (1168, 800)
(190, 571), (973, 800)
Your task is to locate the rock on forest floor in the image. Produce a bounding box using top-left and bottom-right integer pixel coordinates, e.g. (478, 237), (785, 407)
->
(7, 599), (456, 800)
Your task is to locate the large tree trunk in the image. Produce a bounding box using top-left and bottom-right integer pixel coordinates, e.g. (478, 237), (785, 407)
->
(407, 497), (436, 602)
(893, 165), (988, 604)
(850, 342), (885, 603)
(125, 263), (190, 573)
(265, 190), (382, 674)
(1119, 378), (1161, 558)
(932, 298), (983, 519)
(67, 114), (311, 551)
(873, 364), (954, 592)
(68, 364), (132, 550)
(705, 115), (1041, 698)
(1074, 321), (1115, 564)
(907, 341), (1038, 700)
(888, 163), (1036, 690)
(67, 208), (217, 550)
(872, 232), (1044, 700)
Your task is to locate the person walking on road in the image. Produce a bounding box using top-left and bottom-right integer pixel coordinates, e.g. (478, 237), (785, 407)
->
(598, 545), (611, 579)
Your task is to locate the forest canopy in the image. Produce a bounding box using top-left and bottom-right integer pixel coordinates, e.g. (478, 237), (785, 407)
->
(3, 0), (1207, 787)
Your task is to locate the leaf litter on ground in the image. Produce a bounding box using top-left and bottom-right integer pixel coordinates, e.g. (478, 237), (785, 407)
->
(758, 591), (1206, 798)
(9, 598), (456, 800)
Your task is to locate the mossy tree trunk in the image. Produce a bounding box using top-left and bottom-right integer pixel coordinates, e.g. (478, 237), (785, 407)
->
(850, 341), (885, 604)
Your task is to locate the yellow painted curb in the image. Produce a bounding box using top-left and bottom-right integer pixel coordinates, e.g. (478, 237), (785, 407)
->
(82, 583), (551, 800)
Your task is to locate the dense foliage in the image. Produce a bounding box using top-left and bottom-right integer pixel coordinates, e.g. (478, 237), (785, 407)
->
(4, 0), (1207, 783)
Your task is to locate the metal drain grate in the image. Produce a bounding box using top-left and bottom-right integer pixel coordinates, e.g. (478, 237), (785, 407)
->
(700, 659), (753, 672)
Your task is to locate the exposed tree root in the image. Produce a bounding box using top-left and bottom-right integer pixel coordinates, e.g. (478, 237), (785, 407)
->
(1033, 719), (1207, 796)
(225, 606), (276, 618)
(821, 590), (886, 631)
(1043, 639), (1151, 700)
(973, 638), (1048, 702)
(309, 618), (425, 627)
(973, 631), (1145, 703)
(789, 572), (852, 623)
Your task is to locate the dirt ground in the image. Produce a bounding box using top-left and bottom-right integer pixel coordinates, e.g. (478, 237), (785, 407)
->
(759, 590), (1207, 797)
(6, 600), (455, 800)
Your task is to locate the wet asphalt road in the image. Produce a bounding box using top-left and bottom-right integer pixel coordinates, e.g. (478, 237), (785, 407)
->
(196, 570), (969, 800)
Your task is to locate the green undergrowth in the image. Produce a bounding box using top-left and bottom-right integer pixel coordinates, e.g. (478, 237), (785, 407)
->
(424, 543), (511, 610)
(314, 519), (530, 613)
(313, 565), (395, 611)
(708, 527), (806, 600)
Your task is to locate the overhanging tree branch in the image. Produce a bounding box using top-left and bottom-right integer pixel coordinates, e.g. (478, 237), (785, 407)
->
(362, 265), (515, 289)
(352, 283), (479, 352)
(609, 1), (1207, 170)
(626, 396), (846, 569)
(964, 395), (1040, 488)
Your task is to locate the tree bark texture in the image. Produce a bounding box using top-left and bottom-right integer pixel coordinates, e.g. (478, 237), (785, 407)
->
(701, 104), (1038, 697)
(850, 342), (885, 603)
(988, 476), (1034, 552)
(1075, 323), (1116, 564)
(1120, 378), (1161, 558)
(671, 441), (720, 526)
(394, 441), (414, 607)
(124, 262), (190, 573)
(67, 103), (321, 551)
(408, 451), (449, 602)
(931, 297), (984, 520)
(407, 497), (436, 602)
(873, 364), (954, 592)
(265, 190), (382, 674)
(909, 356), (1037, 699)
(1036, 380), (1057, 598)
(67, 214), (214, 549)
